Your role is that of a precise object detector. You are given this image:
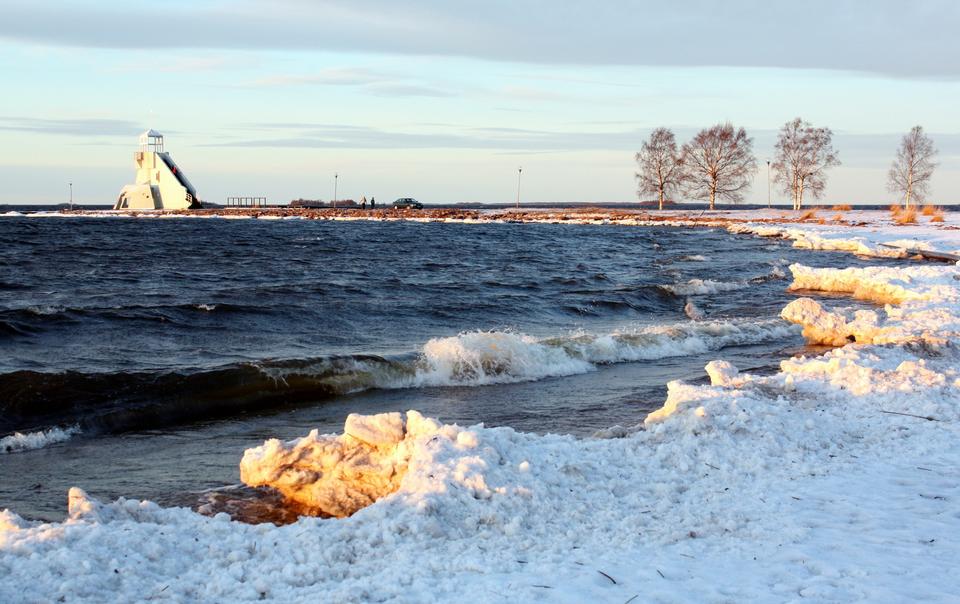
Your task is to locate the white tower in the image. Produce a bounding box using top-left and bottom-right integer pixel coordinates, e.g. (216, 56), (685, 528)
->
(114, 130), (201, 210)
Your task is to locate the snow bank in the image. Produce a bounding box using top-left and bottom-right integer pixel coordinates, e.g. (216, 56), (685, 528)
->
(1, 425), (79, 454)
(728, 215), (960, 261)
(782, 263), (960, 346)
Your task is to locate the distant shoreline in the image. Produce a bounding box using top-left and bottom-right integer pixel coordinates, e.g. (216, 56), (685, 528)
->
(2, 201), (956, 213)
(2, 206), (950, 231)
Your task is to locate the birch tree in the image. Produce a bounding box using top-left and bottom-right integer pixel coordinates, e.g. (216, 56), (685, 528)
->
(682, 123), (756, 210)
(772, 118), (840, 211)
(635, 128), (685, 210)
(888, 126), (937, 208)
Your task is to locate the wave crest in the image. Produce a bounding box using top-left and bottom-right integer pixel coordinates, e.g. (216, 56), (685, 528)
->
(1, 425), (79, 454)
(660, 279), (747, 295)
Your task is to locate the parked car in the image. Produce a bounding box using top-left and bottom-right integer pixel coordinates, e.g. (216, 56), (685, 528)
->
(392, 197), (423, 209)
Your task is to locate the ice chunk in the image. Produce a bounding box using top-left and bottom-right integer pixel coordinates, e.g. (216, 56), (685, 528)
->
(705, 360), (740, 386)
(684, 298), (705, 320)
(781, 298), (856, 346)
(240, 411), (444, 517)
(344, 412), (405, 447)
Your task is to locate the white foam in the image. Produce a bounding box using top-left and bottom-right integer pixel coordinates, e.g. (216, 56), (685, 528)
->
(1, 425), (79, 454)
(26, 305), (65, 316)
(661, 278), (747, 295)
(415, 331), (594, 385)
(410, 320), (795, 386)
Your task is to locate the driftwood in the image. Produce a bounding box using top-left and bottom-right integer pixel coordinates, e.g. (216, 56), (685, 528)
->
(879, 243), (960, 263)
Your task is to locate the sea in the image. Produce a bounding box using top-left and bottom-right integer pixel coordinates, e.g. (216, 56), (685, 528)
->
(0, 215), (901, 522)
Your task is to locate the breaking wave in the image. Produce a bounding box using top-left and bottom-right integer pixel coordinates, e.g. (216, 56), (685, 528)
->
(1, 425), (79, 454)
(0, 319), (797, 434)
(660, 279), (748, 296)
(660, 267), (788, 296)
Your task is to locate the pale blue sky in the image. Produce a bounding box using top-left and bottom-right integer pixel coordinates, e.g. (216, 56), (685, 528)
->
(1, 0), (959, 205)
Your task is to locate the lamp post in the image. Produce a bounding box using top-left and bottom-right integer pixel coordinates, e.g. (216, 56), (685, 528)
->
(69, 182), (73, 210)
(516, 167), (522, 209)
(333, 173), (338, 209)
(766, 160), (771, 209)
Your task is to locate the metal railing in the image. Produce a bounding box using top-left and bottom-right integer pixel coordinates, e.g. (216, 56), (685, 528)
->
(226, 197), (267, 208)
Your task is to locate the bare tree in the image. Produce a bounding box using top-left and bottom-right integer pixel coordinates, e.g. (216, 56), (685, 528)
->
(772, 118), (840, 211)
(682, 123), (756, 210)
(635, 128), (685, 210)
(888, 126), (937, 208)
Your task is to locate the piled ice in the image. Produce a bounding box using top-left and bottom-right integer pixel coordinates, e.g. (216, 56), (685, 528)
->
(782, 263), (960, 346)
(240, 411), (452, 517)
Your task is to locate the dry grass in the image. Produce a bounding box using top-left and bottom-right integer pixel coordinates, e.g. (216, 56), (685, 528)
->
(831, 204), (853, 211)
(799, 209), (818, 221)
(832, 213), (845, 222)
(930, 209), (945, 223)
(889, 203), (903, 216)
(893, 207), (917, 225)
(921, 205), (938, 216)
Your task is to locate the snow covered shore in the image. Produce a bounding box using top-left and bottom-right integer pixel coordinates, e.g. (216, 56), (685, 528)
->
(2, 215), (960, 602)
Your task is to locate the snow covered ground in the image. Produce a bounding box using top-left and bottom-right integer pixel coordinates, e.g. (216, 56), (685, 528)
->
(3, 212), (960, 602)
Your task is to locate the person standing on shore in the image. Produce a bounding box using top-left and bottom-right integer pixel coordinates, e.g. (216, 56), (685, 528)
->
(370, 197), (376, 209)
(360, 195), (367, 210)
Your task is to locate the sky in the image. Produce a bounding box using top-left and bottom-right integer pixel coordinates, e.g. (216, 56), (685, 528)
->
(1, 0), (959, 206)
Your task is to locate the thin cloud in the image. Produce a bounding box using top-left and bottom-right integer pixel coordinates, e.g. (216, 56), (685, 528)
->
(366, 83), (453, 97)
(0, 117), (141, 136)
(1, 0), (958, 78)
(210, 123), (652, 151)
(247, 67), (454, 97)
(251, 67), (392, 88)
(112, 56), (240, 73)
(209, 123), (960, 165)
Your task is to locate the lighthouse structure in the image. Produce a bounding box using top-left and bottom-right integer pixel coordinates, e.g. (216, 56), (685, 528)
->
(114, 130), (201, 210)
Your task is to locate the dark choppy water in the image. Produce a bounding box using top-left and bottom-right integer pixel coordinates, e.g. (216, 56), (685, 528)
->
(0, 216), (898, 521)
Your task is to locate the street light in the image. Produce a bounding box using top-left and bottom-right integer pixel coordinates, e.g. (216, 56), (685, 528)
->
(766, 160), (771, 209)
(516, 167), (522, 209)
(333, 173), (338, 209)
(69, 182), (73, 210)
